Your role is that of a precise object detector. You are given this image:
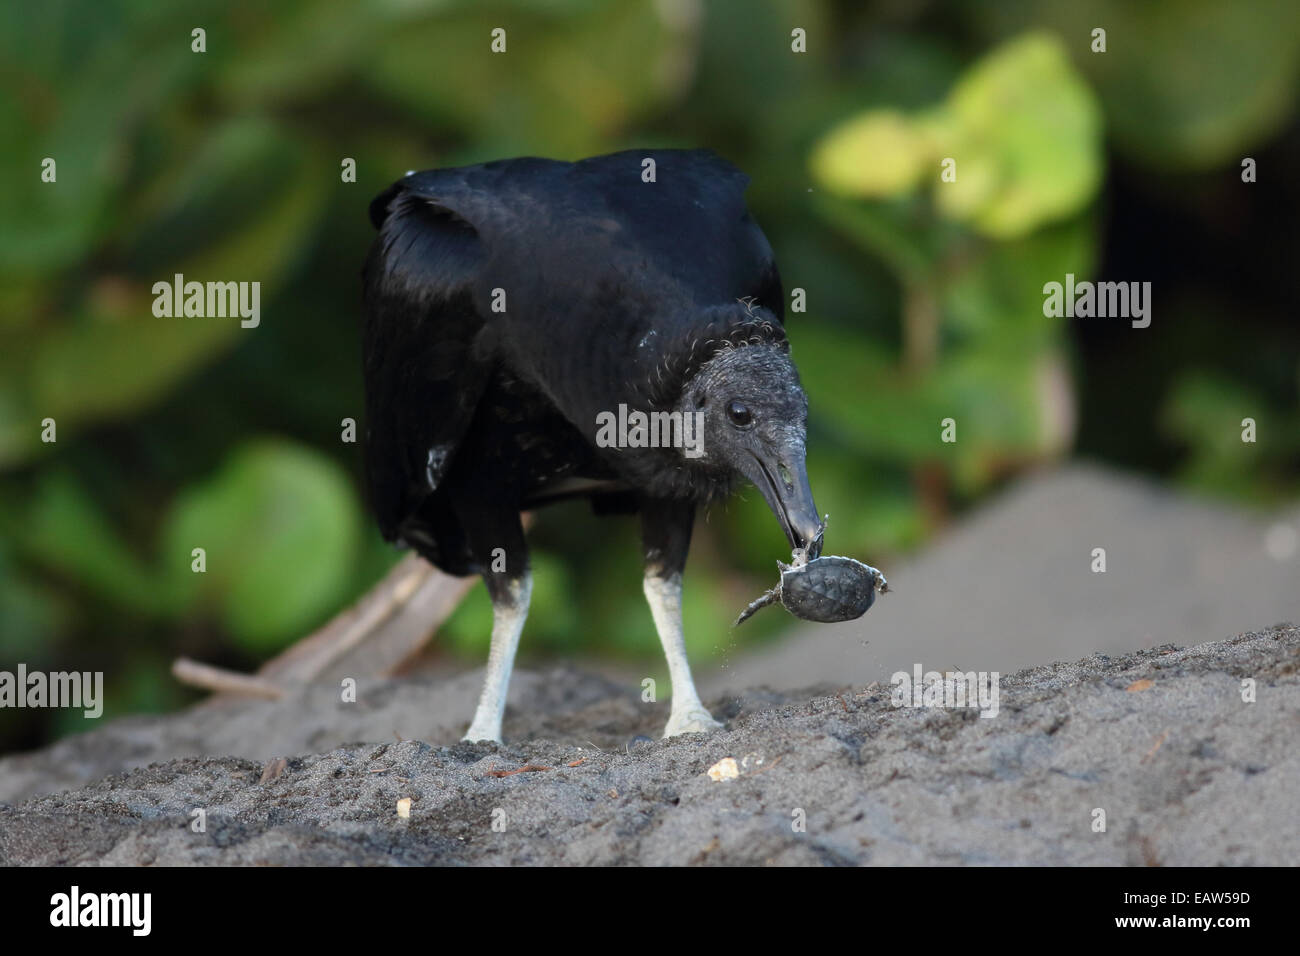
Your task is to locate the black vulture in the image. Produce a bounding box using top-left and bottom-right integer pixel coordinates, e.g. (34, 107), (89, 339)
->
(362, 148), (822, 743)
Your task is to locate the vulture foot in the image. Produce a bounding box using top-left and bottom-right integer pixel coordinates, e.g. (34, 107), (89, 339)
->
(663, 708), (724, 737)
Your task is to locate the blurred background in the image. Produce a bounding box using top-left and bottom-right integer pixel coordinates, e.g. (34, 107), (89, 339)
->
(3, 0), (1298, 753)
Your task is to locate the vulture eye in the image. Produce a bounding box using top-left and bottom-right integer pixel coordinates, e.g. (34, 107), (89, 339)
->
(726, 401), (753, 427)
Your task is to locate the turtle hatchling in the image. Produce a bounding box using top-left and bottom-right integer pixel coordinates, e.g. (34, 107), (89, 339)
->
(735, 553), (888, 626)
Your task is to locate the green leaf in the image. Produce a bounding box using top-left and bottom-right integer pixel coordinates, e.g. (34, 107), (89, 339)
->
(942, 213), (1096, 346)
(973, 0), (1300, 171)
(0, 119), (329, 469)
(810, 31), (1103, 240)
(364, 0), (685, 157)
(809, 109), (933, 198)
(14, 470), (162, 615)
(159, 440), (363, 651)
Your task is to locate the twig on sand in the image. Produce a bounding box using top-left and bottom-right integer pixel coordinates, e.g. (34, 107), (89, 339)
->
(1141, 729), (1170, 764)
(483, 762), (554, 778)
(172, 658), (285, 699)
(746, 754), (787, 777)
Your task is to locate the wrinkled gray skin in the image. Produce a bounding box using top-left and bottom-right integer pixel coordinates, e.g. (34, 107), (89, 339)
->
(676, 344), (823, 555)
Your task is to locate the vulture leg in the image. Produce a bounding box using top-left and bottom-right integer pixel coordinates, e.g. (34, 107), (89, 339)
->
(641, 498), (723, 737)
(461, 507), (532, 744)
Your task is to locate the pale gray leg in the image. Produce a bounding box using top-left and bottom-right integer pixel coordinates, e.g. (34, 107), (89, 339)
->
(463, 572), (533, 743)
(644, 571), (722, 736)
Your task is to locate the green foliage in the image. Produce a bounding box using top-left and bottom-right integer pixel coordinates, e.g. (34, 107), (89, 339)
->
(811, 33), (1102, 239)
(970, 0), (1300, 171)
(806, 34), (1101, 505)
(1162, 373), (1300, 502)
(17, 470), (162, 616)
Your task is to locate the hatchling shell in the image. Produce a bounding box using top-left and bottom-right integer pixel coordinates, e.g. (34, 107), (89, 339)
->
(734, 554), (886, 626)
(779, 555), (880, 622)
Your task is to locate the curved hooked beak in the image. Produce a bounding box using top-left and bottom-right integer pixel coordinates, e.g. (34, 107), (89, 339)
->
(746, 447), (823, 560)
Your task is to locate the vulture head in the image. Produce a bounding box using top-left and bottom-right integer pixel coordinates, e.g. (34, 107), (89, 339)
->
(675, 342), (823, 558)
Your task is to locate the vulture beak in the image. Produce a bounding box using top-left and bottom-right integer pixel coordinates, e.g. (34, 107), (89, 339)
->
(747, 447), (823, 560)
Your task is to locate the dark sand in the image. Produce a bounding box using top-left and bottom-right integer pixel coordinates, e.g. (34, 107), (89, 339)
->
(2, 624), (1295, 866)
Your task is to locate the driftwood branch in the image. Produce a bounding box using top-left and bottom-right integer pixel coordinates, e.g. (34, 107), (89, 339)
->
(171, 657), (286, 699)
(173, 516), (532, 702)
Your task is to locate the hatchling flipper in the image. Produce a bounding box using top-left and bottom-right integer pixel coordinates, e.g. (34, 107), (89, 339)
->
(733, 584), (781, 627)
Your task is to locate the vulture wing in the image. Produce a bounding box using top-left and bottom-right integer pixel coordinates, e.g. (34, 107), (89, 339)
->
(391, 150), (783, 428)
(362, 181), (492, 543)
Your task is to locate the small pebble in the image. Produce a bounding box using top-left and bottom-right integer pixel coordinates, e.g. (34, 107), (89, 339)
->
(707, 757), (740, 782)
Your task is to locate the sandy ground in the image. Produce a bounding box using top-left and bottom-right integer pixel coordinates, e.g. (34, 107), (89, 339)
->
(2, 465), (1296, 865)
(1, 624), (1296, 865)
